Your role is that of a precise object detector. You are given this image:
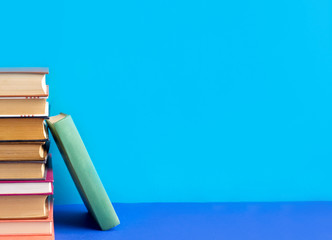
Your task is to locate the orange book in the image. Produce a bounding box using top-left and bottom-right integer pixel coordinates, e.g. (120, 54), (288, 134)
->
(0, 235), (54, 240)
(0, 226), (54, 240)
(0, 200), (54, 239)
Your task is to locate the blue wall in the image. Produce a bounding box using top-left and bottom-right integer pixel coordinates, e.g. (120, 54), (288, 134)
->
(0, 0), (332, 204)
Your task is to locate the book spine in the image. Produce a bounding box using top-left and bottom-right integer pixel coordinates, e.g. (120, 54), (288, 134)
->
(46, 115), (119, 230)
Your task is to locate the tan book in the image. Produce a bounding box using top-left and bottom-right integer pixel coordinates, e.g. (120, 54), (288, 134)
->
(0, 195), (49, 219)
(0, 162), (45, 180)
(0, 99), (49, 117)
(0, 68), (49, 97)
(0, 118), (47, 141)
(0, 142), (48, 161)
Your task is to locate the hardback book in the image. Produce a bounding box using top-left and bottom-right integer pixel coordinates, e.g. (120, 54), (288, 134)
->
(0, 118), (48, 141)
(0, 162), (46, 180)
(0, 98), (49, 117)
(47, 113), (120, 230)
(0, 154), (50, 180)
(0, 68), (49, 97)
(0, 195), (50, 219)
(0, 141), (49, 161)
(0, 233), (54, 240)
(0, 168), (53, 195)
(0, 168), (53, 219)
(0, 199), (54, 235)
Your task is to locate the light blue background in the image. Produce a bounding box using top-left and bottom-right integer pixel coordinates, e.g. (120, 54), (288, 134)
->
(0, 0), (331, 204)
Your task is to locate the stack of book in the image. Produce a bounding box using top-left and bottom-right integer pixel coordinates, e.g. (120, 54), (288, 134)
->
(0, 68), (54, 240)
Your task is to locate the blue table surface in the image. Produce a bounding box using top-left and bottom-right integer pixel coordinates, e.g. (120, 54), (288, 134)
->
(54, 202), (332, 240)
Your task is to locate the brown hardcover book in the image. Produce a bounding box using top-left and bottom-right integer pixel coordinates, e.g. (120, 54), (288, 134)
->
(0, 99), (49, 117)
(0, 195), (49, 219)
(0, 68), (49, 97)
(0, 118), (48, 142)
(0, 142), (48, 161)
(0, 162), (46, 180)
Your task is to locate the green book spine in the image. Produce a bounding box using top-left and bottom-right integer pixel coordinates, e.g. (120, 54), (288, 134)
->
(46, 113), (120, 230)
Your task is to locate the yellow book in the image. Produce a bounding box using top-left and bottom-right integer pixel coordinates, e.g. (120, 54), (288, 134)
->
(0, 118), (48, 141)
(0, 142), (48, 161)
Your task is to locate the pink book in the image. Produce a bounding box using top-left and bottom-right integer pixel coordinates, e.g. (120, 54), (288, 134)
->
(0, 168), (53, 196)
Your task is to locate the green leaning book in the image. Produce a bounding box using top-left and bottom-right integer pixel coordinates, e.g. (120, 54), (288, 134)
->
(46, 113), (120, 230)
